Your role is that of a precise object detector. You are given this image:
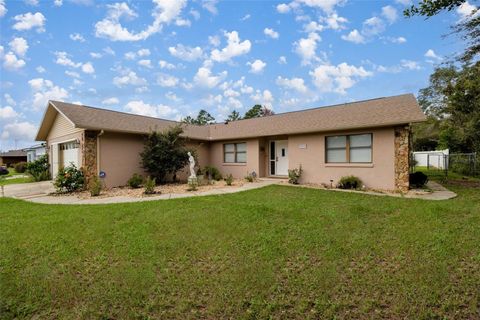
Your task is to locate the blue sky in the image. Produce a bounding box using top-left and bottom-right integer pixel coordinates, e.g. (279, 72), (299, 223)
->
(0, 0), (476, 150)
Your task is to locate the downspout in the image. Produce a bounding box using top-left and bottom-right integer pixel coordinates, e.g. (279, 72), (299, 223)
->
(96, 130), (104, 176)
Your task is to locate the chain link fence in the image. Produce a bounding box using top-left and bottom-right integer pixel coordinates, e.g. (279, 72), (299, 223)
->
(411, 152), (478, 179)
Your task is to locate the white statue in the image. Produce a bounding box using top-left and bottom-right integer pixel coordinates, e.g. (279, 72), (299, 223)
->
(188, 152), (196, 178)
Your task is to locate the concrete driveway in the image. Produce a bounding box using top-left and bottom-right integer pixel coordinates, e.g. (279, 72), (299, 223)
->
(2, 181), (55, 199)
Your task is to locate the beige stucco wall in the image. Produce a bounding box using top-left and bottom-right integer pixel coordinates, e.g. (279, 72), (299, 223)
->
(209, 138), (261, 178)
(288, 127), (396, 190)
(98, 132), (210, 187)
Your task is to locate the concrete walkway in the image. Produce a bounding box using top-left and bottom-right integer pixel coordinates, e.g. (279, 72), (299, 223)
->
(2, 179), (456, 205)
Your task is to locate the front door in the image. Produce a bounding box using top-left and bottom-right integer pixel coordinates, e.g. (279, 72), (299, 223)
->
(270, 140), (288, 176)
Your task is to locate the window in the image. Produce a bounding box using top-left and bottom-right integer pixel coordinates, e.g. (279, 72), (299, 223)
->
(224, 142), (247, 163)
(326, 133), (372, 163)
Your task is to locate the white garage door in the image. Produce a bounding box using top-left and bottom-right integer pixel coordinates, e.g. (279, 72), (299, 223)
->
(60, 141), (79, 168)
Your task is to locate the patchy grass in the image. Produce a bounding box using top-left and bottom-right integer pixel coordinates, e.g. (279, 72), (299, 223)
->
(1, 183), (479, 319)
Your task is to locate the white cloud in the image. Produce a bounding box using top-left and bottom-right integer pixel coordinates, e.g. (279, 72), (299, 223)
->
(240, 14), (250, 21)
(157, 73), (179, 87)
(294, 32), (321, 65)
(251, 89), (274, 107)
(247, 59), (266, 74)
(388, 36), (407, 44)
(304, 21), (324, 33)
(12, 12), (46, 32)
(102, 97), (119, 105)
(264, 27), (279, 39)
(138, 59), (152, 68)
(124, 48), (151, 60)
(381, 5), (398, 24)
(54, 51), (81, 67)
(36, 65), (45, 73)
(276, 3), (291, 13)
(0, 106), (18, 120)
(54, 0), (63, 6)
(276, 76), (307, 93)
(4, 93), (16, 106)
(175, 18), (191, 27)
(3, 52), (26, 70)
(90, 52), (102, 59)
(278, 56), (287, 64)
(395, 0), (411, 5)
(165, 92), (181, 102)
(124, 100), (177, 119)
(341, 29), (365, 44)
(1, 121), (37, 142)
(113, 70), (147, 87)
(202, 0), (218, 14)
(65, 70), (80, 78)
(322, 12), (348, 30)
(211, 31), (251, 62)
(425, 49), (442, 61)
(400, 59), (421, 70)
(70, 33), (85, 42)
(25, 0), (39, 6)
(0, 0), (7, 17)
(169, 44), (203, 61)
(296, 0), (345, 14)
(362, 16), (385, 36)
(310, 63), (372, 94)
(190, 9), (200, 20)
(209, 35), (221, 47)
(95, 0), (187, 41)
(194, 65), (227, 88)
(81, 62), (95, 74)
(9, 38), (29, 56)
(28, 78), (69, 110)
(457, 1), (479, 20)
(158, 60), (175, 69)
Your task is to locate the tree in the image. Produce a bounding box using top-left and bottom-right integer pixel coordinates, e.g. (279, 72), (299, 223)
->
(141, 125), (191, 183)
(411, 116), (442, 151)
(404, 0), (479, 63)
(226, 110), (242, 121)
(183, 109), (215, 125)
(243, 105), (275, 119)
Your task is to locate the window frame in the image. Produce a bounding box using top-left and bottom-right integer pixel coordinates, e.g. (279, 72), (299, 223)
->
(325, 133), (372, 164)
(223, 142), (247, 163)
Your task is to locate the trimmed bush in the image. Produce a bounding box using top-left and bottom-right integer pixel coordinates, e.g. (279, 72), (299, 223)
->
(128, 173), (143, 188)
(409, 171), (428, 188)
(54, 164), (84, 193)
(288, 165), (303, 185)
(89, 176), (102, 196)
(143, 176), (156, 195)
(224, 174), (234, 186)
(14, 162), (28, 173)
(204, 166), (222, 181)
(26, 155), (50, 181)
(244, 173), (254, 182)
(337, 175), (363, 190)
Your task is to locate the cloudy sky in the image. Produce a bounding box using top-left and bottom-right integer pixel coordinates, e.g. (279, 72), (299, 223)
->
(0, 0), (476, 151)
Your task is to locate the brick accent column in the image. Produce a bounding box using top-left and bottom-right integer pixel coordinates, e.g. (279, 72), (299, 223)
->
(394, 126), (410, 192)
(82, 130), (98, 185)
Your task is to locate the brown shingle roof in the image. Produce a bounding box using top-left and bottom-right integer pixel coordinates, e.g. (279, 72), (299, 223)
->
(38, 94), (425, 141)
(0, 150), (27, 157)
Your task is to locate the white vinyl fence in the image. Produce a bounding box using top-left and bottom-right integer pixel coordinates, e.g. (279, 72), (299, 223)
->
(412, 149), (449, 169)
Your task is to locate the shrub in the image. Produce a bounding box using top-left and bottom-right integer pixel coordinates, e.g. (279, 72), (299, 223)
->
(245, 173), (254, 182)
(337, 175), (363, 190)
(141, 126), (190, 184)
(288, 165), (303, 184)
(204, 166), (222, 181)
(143, 176), (156, 195)
(89, 176), (102, 196)
(0, 167), (9, 175)
(128, 173), (143, 188)
(54, 164), (84, 193)
(187, 178), (198, 191)
(26, 155), (50, 181)
(14, 162), (28, 173)
(225, 174), (234, 186)
(409, 171), (429, 188)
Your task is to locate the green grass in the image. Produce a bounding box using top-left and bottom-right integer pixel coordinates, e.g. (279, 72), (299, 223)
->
(0, 176), (33, 186)
(1, 181), (479, 319)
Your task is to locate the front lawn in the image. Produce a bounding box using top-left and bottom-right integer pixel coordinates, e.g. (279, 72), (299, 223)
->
(1, 182), (479, 319)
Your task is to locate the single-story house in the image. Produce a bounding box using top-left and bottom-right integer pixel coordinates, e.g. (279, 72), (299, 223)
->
(25, 143), (46, 162)
(0, 150), (27, 167)
(35, 94), (426, 192)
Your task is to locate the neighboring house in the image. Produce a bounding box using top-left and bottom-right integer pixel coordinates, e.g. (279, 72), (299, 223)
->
(35, 94), (426, 191)
(25, 143), (46, 162)
(0, 150), (27, 167)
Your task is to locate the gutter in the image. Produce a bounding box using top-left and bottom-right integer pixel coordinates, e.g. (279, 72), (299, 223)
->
(96, 130), (104, 176)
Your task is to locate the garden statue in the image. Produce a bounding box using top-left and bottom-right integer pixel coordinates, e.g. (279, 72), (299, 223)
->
(188, 152), (196, 179)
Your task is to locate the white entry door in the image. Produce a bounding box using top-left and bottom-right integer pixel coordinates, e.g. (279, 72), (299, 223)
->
(273, 140), (289, 176)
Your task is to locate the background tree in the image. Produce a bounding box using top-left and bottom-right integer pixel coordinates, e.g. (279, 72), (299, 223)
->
(404, 0), (479, 63)
(183, 109), (215, 125)
(141, 126), (190, 183)
(226, 110), (242, 121)
(243, 105), (275, 119)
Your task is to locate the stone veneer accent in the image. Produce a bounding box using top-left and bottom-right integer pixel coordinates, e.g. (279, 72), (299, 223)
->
(82, 130), (98, 185)
(394, 125), (410, 192)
